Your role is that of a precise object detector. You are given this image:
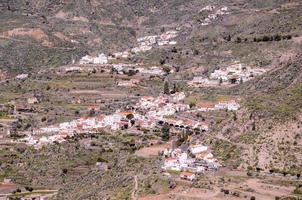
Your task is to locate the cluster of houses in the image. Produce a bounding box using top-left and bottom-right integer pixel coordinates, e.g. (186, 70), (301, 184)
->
(112, 64), (170, 76)
(132, 30), (178, 53)
(57, 63), (171, 78)
(22, 112), (134, 148)
(20, 92), (198, 148)
(188, 62), (267, 87)
(162, 144), (221, 181)
(134, 93), (208, 131)
(77, 29), (178, 64)
(18, 90), (241, 149)
(79, 53), (108, 65)
(196, 100), (240, 112)
(200, 6), (229, 26)
(113, 30), (178, 58)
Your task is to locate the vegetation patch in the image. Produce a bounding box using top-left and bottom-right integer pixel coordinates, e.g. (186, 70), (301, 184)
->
(245, 83), (302, 120)
(238, 132), (259, 144)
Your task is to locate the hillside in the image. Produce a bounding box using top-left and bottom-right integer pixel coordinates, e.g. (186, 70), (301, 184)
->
(0, 0), (302, 200)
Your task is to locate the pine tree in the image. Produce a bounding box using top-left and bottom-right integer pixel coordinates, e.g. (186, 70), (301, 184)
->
(164, 81), (169, 94)
(161, 123), (170, 141)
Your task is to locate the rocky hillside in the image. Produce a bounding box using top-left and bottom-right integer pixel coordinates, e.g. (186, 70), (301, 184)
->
(0, 0), (302, 199)
(1, 0), (301, 74)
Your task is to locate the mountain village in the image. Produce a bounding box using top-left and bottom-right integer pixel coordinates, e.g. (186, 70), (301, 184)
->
(1, 1), (301, 199)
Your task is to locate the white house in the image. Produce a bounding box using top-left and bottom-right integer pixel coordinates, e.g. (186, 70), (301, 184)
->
(180, 172), (196, 181)
(79, 53), (108, 65)
(16, 74), (28, 80)
(163, 157), (179, 170)
(190, 145), (208, 154)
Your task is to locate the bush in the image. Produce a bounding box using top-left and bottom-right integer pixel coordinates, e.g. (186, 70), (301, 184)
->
(25, 186), (34, 192)
(189, 102), (196, 108)
(171, 47), (177, 53)
(160, 58), (166, 65)
(193, 49), (199, 55)
(236, 37), (242, 43)
(164, 81), (169, 94)
(161, 123), (170, 141)
(62, 168), (68, 174)
(274, 34), (282, 41)
(293, 187), (302, 195)
(262, 35), (270, 42)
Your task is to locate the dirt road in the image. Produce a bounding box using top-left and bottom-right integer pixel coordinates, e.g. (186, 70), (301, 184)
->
(131, 175), (138, 200)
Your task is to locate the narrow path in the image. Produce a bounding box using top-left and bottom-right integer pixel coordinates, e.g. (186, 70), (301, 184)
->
(131, 175), (138, 200)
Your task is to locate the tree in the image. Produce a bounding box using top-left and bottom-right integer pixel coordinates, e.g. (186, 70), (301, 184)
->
(233, 112), (237, 121)
(252, 122), (256, 131)
(41, 117), (47, 122)
(25, 186), (34, 192)
(88, 108), (96, 117)
(164, 81), (170, 95)
(161, 123), (170, 141)
(160, 58), (166, 65)
(127, 69), (137, 76)
(189, 102), (196, 108)
(160, 27), (165, 33)
(274, 34), (281, 41)
(126, 113), (134, 120)
(176, 132), (188, 147)
(171, 47), (177, 53)
(193, 49), (199, 55)
(223, 189), (229, 195)
(226, 35), (231, 42)
(171, 83), (179, 94)
(62, 168), (68, 174)
(219, 78), (223, 85)
(262, 35), (270, 42)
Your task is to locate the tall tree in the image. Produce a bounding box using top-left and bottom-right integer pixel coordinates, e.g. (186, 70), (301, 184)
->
(161, 123), (170, 141)
(164, 81), (169, 95)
